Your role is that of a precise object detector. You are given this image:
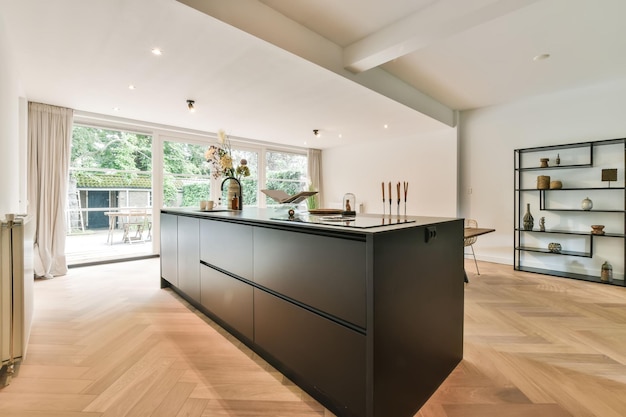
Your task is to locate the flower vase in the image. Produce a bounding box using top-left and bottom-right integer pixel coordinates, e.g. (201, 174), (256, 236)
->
(523, 203), (534, 230)
(226, 177), (241, 210)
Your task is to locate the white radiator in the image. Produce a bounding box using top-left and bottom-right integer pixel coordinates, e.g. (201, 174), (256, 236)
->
(0, 215), (34, 386)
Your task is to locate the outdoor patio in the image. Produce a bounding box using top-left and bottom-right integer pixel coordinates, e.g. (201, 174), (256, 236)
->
(65, 228), (156, 266)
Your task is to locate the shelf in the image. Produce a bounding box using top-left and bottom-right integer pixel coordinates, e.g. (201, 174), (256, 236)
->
(516, 138), (624, 153)
(515, 265), (624, 286)
(514, 137), (625, 287)
(516, 246), (591, 258)
(517, 187), (624, 192)
(516, 229), (625, 238)
(540, 209), (625, 213)
(516, 163), (591, 172)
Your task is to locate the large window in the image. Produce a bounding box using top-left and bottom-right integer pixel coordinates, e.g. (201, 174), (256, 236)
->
(162, 141), (211, 208)
(67, 125), (154, 264)
(265, 150), (307, 206)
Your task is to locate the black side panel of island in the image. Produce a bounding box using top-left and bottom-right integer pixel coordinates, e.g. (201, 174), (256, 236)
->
(372, 220), (464, 417)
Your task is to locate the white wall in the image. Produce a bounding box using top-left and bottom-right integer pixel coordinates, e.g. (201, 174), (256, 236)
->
(459, 78), (626, 266)
(322, 127), (458, 218)
(0, 12), (22, 218)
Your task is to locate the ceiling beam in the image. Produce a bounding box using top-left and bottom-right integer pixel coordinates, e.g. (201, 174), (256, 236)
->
(176, 0), (456, 127)
(343, 0), (541, 73)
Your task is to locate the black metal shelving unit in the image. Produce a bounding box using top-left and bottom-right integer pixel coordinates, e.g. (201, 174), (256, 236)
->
(514, 138), (626, 286)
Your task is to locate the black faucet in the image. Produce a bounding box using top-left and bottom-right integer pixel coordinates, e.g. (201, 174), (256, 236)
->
(220, 177), (242, 210)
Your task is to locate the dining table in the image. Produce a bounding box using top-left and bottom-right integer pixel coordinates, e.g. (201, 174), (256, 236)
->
(105, 210), (152, 245)
(464, 227), (495, 283)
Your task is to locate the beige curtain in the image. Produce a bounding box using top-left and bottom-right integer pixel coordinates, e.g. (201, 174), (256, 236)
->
(28, 102), (73, 278)
(307, 148), (322, 207)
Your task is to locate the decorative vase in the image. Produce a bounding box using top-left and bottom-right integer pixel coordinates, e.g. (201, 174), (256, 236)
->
(221, 177), (242, 210)
(539, 158), (549, 168)
(601, 261), (613, 283)
(549, 180), (562, 189)
(548, 242), (562, 253)
(537, 175), (550, 189)
(581, 197), (593, 211)
(523, 203), (534, 231)
(556, 154), (561, 165)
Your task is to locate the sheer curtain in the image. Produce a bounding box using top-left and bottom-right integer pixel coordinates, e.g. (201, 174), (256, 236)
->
(28, 102), (73, 278)
(307, 148), (322, 207)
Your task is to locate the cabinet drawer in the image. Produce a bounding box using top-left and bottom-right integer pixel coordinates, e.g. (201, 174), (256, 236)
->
(254, 289), (365, 417)
(200, 219), (253, 279)
(253, 227), (366, 328)
(200, 265), (253, 341)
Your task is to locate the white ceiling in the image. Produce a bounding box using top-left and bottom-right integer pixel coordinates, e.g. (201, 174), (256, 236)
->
(2, 0), (626, 149)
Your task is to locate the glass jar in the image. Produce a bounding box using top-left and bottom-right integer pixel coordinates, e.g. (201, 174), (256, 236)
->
(342, 193), (356, 216)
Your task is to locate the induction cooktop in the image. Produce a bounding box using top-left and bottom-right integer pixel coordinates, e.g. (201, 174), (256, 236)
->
(270, 214), (416, 229)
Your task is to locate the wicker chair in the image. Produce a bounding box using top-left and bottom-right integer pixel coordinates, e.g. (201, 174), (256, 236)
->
(464, 219), (480, 275)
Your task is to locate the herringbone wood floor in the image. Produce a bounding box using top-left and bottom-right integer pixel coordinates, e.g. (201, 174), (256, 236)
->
(1, 258), (625, 417)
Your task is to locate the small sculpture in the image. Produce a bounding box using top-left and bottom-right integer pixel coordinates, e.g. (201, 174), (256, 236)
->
(539, 217), (545, 232)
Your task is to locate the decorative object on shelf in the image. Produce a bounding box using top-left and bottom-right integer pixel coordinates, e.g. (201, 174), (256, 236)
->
(549, 180), (562, 189)
(556, 154), (561, 165)
(548, 242), (562, 253)
(602, 168), (618, 188)
(540, 158), (549, 168)
(342, 193), (356, 216)
(601, 261), (613, 283)
(539, 217), (545, 231)
(537, 175), (550, 189)
(591, 225), (605, 235)
(523, 203), (534, 230)
(581, 197), (593, 211)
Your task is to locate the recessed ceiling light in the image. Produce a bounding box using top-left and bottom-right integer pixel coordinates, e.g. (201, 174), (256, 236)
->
(112, 107), (120, 112)
(533, 53), (550, 61)
(383, 124), (389, 129)
(151, 48), (162, 56)
(128, 84), (136, 90)
(338, 134), (342, 139)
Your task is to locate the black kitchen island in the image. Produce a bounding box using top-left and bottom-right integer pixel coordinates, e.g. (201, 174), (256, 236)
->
(160, 208), (464, 417)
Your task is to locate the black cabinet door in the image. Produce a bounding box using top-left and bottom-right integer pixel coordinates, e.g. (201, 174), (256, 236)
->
(160, 213), (178, 286)
(177, 216), (200, 300)
(200, 265), (253, 341)
(254, 289), (366, 417)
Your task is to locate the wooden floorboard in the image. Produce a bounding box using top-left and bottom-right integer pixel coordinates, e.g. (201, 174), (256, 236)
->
(1, 259), (625, 416)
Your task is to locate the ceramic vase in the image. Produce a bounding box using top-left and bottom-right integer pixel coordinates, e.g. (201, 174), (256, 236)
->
(601, 261), (613, 283)
(581, 197), (593, 211)
(523, 203), (534, 231)
(226, 177), (241, 210)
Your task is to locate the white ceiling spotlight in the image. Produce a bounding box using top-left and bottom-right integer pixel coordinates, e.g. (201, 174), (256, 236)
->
(187, 99), (195, 113)
(533, 53), (551, 62)
(313, 129), (320, 138)
(151, 48), (162, 56)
